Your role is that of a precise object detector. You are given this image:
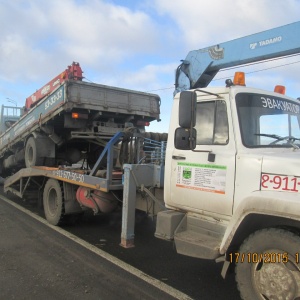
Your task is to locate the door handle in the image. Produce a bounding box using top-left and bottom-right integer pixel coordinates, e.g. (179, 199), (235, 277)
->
(172, 155), (186, 160)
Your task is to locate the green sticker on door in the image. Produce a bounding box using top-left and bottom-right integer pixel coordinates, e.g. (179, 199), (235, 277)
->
(176, 162), (227, 194)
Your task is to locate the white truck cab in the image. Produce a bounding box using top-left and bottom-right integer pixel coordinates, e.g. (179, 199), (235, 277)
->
(157, 73), (300, 299)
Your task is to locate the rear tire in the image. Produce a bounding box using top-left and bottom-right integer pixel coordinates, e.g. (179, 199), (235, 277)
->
(235, 228), (300, 300)
(25, 137), (44, 167)
(43, 179), (64, 225)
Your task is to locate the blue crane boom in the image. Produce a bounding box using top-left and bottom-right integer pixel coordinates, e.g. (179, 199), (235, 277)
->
(175, 21), (300, 94)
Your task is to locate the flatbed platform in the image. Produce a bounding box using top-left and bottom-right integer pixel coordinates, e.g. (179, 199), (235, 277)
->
(4, 165), (123, 199)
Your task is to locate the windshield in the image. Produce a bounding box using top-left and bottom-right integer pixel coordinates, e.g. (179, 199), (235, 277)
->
(236, 93), (300, 148)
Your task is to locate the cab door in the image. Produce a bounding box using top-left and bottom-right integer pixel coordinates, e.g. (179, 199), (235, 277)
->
(169, 98), (236, 217)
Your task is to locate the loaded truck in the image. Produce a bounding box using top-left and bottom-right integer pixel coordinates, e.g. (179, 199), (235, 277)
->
(2, 21), (300, 300)
(0, 62), (161, 177)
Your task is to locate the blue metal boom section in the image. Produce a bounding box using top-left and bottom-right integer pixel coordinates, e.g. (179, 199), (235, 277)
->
(175, 21), (300, 94)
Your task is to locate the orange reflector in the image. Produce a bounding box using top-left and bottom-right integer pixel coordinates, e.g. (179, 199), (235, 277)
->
(71, 112), (88, 119)
(233, 72), (246, 86)
(274, 85), (286, 95)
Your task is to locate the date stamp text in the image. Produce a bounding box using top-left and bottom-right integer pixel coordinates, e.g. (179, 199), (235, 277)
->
(229, 252), (299, 264)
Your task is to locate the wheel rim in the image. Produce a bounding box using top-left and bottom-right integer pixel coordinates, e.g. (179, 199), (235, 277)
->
(47, 188), (59, 217)
(252, 250), (300, 299)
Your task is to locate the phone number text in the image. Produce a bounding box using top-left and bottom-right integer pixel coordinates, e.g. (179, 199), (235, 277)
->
(261, 173), (300, 192)
(52, 170), (84, 183)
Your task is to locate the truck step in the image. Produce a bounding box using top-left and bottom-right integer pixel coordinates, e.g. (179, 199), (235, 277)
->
(175, 229), (221, 259)
(174, 214), (226, 259)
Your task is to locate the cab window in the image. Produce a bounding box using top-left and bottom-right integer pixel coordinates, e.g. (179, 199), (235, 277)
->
(195, 101), (229, 145)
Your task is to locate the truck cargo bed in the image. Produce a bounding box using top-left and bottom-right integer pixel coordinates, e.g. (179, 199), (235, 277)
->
(0, 80), (160, 157)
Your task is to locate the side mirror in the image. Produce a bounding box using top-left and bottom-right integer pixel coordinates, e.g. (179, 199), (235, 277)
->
(175, 91), (197, 150)
(179, 91), (196, 128)
(174, 128), (196, 150)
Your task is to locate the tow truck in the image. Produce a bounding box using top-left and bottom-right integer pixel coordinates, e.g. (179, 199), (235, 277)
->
(3, 21), (300, 300)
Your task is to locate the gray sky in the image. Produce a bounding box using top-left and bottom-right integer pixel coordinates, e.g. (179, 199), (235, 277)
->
(1, 0), (300, 132)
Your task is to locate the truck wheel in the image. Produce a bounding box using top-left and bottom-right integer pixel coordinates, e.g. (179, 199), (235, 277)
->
(25, 137), (43, 167)
(43, 179), (64, 225)
(235, 228), (300, 300)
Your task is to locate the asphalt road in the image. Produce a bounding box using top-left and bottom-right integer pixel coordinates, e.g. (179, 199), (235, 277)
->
(0, 187), (241, 300)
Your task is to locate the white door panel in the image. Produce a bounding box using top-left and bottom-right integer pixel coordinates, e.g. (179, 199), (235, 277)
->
(169, 99), (236, 217)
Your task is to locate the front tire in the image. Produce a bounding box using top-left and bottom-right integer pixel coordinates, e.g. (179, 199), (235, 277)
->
(43, 179), (64, 225)
(235, 228), (300, 300)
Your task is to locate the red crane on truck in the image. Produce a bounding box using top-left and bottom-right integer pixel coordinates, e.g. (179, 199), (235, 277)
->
(25, 62), (83, 110)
